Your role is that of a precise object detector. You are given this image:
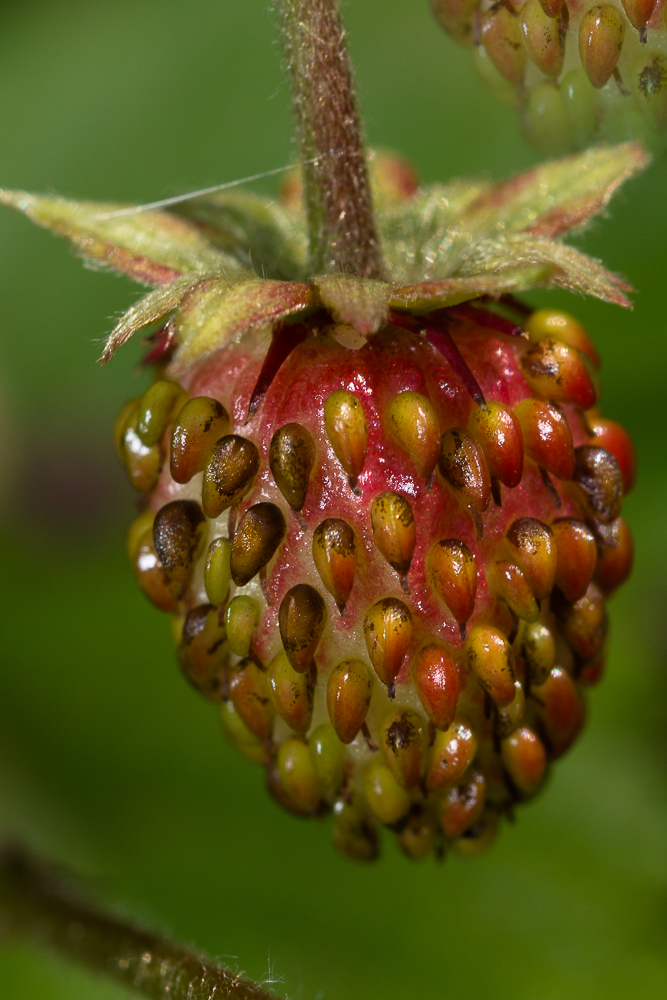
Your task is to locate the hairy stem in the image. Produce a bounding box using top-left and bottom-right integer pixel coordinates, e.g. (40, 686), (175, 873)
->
(0, 843), (279, 1000)
(278, 0), (383, 279)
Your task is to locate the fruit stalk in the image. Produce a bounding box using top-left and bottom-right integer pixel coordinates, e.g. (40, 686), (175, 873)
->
(0, 843), (279, 1000)
(277, 0), (383, 278)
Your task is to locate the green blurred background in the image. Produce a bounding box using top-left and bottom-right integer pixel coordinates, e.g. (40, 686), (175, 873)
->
(0, 1), (666, 997)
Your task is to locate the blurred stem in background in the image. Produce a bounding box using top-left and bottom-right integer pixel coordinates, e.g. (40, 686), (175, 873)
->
(0, 842), (279, 1000)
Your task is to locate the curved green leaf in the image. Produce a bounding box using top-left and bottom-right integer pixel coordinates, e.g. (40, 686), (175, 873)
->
(0, 189), (236, 285)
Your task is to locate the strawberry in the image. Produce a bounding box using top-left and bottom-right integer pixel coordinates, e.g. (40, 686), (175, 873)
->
(1, 0), (645, 861)
(431, 0), (667, 155)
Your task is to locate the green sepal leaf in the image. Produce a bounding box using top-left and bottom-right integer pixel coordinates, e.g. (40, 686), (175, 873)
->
(0, 189), (237, 285)
(3, 142), (649, 373)
(462, 235), (632, 307)
(382, 143), (649, 285)
(470, 142), (650, 241)
(390, 232), (632, 313)
(313, 274), (390, 334)
(169, 277), (317, 375)
(175, 190), (308, 282)
(390, 267), (554, 312)
(379, 178), (491, 284)
(100, 275), (212, 363)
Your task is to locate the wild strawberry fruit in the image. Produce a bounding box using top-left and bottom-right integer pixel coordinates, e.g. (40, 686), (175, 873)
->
(432, 0), (667, 154)
(1, 0), (645, 860)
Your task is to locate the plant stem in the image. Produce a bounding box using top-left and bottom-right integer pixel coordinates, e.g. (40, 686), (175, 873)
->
(0, 843), (279, 1000)
(278, 0), (383, 279)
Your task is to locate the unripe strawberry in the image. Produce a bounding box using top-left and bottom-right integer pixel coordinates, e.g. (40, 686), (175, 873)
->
(113, 279), (635, 859)
(432, 0), (667, 154)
